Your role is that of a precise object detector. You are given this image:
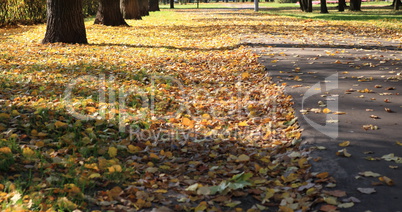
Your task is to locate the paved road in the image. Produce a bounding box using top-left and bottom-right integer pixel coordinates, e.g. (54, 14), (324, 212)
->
(248, 36), (402, 211)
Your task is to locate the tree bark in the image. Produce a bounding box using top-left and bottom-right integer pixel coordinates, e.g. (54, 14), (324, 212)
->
(94, 0), (128, 26)
(121, 0), (142, 19)
(394, 0), (401, 10)
(349, 0), (361, 11)
(338, 0), (345, 11)
(170, 0), (174, 8)
(149, 0), (160, 11)
(307, 0), (312, 12)
(42, 0), (88, 44)
(320, 0), (328, 13)
(139, 0), (150, 16)
(299, 0), (305, 11)
(300, 0), (312, 12)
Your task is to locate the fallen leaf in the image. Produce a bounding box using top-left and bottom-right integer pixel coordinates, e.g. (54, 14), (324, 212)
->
(359, 171), (381, 177)
(379, 176), (394, 186)
(236, 154), (250, 162)
(338, 202), (354, 208)
(357, 187), (376, 194)
(338, 141), (350, 147)
(108, 146), (118, 158)
(323, 108), (331, 114)
(319, 204), (338, 212)
(336, 149), (351, 157)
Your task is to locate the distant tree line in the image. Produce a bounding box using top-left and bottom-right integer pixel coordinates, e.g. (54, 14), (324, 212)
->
(0, 0), (158, 27)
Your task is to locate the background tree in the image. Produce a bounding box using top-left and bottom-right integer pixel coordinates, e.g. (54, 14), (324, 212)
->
(121, 0), (142, 20)
(300, 0), (313, 12)
(170, 0), (174, 9)
(42, 0), (88, 44)
(392, 0), (401, 10)
(320, 0), (328, 13)
(94, 0), (128, 26)
(350, 0), (362, 11)
(139, 0), (150, 16)
(338, 0), (346, 11)
(149, 0), (160, 11)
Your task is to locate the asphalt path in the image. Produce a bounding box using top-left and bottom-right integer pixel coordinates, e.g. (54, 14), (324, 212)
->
(248, 36), (402, 211)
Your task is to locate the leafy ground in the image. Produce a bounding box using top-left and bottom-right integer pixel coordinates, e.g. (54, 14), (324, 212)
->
(0, 7), (401, 212)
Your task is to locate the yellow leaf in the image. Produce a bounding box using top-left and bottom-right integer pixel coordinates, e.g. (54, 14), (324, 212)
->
(379, 176), (394, 186)
(338, 141), (350, 147)
(316, 172), (329, 179)
(38, 132), (47, 137)
(241, 72), (250, 79)
(108, 147), (118, 158)
(0, 113), (10, 120)
(22, 147), (35, 158)
(86, 107), (97, 113)
(238, 121), (248, 127)
(35, 140), (45, 148)
(237, 154), (250, 162)
(322, 108), (331, 114)
(89, 173), (101, 179)
(396, 141), (402, 146)
(278, 206), (294, 212)
(128, 145), (141, 153)
(0, 147), (12, 154)
(324, 196), (338, 205)
(109, 186), (123, 199)
(202, 113), (211, 120)
(182, 117), (194, 128)
(11, 110), (20, 116)
(149, 153), (160, 160)
(108, 165), (122, 173)
(194, 201), (208, 212)
(298, 157), (308, 168)
(155, 189), (168, 193)
(55, 121), (68, 128)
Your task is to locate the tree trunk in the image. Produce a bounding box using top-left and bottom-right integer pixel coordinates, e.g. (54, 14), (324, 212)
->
(94, 0), (128, 26)
(394, 0), (401, 10)
(299, 0), (305, 11)
(338, 0), (345, 11)
(42, 0), (88, 44)
(170, 0), (174, 8)
(320, 0), (328, 13)
(349, 0), (361, 11)
(139, 0), (150, 16)
(307, 0), (312, 12)
(300, 0), (312, 12)
(149, 0), (160, 11)
(121, 0), (142, 19)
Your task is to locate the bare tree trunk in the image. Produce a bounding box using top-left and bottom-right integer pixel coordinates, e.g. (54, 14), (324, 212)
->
(394, 0), (401, 10)
(42, 0), (88, 44)
(299, 0), (305, 11)
(149, 0), (160, 11)
(94, 0), (128, 26)
(300, 0), (312, 12)
(121, 0), (142, 20)
(320, 0), (328, 13)
(139, 0), (150, 16)
(349, 0), (361, 11)
(338, 0), (345, 11)
(170, 0), (174, 8)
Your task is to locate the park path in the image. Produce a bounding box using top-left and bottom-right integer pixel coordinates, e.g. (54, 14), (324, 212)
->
(243, 20), (402, 211)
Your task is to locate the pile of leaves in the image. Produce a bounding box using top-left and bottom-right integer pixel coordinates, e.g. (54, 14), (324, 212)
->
(6, 9), (399, 211)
